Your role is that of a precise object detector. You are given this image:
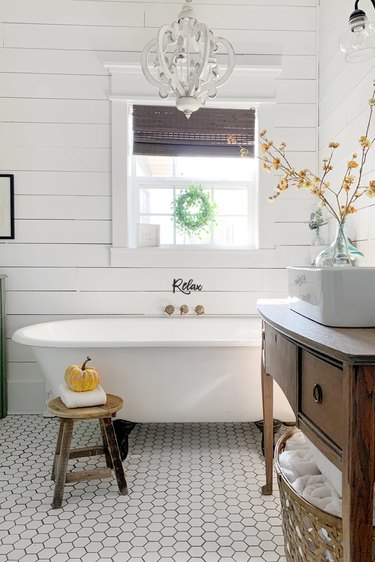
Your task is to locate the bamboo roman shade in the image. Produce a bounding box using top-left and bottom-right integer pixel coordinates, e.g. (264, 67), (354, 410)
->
(132, 105), (256, 158)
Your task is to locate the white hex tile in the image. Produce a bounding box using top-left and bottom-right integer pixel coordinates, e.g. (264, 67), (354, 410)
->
(262, 552), (280, 561)
(233, 553), (252, 562)
(50, 556), (70, 562)
(81, 554), (102, 562)
(35, 549), (59, 560)
(203, 553), (221, 562)
(0, 416), (288, 561)
(143, 553), (161, 562)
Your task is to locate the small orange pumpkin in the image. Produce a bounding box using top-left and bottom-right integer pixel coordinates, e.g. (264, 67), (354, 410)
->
(64, 356), (100, 392)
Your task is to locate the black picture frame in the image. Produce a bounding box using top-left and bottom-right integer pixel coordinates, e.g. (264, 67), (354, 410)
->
(0, 175), (14, 239)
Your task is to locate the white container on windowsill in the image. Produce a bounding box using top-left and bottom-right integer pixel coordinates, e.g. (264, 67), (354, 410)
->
(287, 266), (375, 327)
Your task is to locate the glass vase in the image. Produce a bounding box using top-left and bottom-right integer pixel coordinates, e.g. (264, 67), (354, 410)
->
(312, 227), (325, 247)
(310, 227), (326, 266)
(315, 220), (363, 267)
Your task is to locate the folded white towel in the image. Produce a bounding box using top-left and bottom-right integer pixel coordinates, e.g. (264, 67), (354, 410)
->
(280, 430), (375, 524)
(59, 383), (107, 408)
(304, 436), (343, 496)
(278, 449), (320, 483)
(284, 431), (310, 451)
(292, 474), (342, 518)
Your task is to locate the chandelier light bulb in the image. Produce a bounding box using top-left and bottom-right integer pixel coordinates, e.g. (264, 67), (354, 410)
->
(141, 0), (235, 118)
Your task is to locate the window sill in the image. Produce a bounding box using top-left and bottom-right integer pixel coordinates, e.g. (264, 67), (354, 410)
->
(110, 246), (279, 268)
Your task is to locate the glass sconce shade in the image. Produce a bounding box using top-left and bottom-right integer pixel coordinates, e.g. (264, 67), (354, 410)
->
(340, 9), (375, 62)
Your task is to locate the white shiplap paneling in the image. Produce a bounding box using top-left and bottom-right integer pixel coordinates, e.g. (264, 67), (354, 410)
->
(0, 0), (317, 413)
(145, 5), (317, 31)
(6, 290), (287, 316)
(0, 99), (110, 124)
(2, 1), (144, 26)
(319, 0), (375, 255)
(0, 73), (109, 100)
(14, 171), (111, 196)
(1, 123), (111, 149)
(4, 24), (316, 56)
(16, 196), (111, 220)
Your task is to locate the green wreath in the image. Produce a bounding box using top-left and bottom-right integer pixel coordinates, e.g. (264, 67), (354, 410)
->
(172, 184), (217, 238)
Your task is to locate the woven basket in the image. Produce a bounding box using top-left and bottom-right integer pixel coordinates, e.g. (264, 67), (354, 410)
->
(274, 430), (375, 562)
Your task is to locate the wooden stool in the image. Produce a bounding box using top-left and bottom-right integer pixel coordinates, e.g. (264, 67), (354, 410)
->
(48, 394), (128, 509)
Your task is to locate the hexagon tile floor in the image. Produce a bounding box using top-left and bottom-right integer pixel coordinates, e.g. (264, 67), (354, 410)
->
(0, 416), (286, 562)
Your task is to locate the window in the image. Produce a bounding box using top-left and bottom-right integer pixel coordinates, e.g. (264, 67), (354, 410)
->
(130, 105), (258, 248)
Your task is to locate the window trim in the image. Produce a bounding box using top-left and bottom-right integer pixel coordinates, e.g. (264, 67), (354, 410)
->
(105, 60), (281, 266)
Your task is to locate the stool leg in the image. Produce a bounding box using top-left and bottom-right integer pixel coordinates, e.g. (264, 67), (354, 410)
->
(99, 419), (113, 469)
(52, 418), (74, 509)
(102, 417), (128, 495)
(51, 418), (64, 481)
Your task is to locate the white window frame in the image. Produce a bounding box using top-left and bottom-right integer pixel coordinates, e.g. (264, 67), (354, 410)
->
(132, 159), (259, 250)
(105, 60), (281, 267)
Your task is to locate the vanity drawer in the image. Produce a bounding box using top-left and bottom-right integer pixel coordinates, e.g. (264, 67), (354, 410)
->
(300, 349), (344, 448)
(265, 324), (297, 412)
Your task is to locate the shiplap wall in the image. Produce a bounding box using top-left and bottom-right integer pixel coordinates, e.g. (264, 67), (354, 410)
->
(0, 0), (317, 413)
(319, 0), (375, 252)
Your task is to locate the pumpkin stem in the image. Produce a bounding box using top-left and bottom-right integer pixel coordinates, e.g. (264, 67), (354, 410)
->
(81, 356), (91, 370)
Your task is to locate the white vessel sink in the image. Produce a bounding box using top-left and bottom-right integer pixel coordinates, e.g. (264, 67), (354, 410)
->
(287, 266), (375, 327)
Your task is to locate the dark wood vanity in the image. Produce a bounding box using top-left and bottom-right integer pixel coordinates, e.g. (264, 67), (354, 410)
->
(258, 302), (375, 562)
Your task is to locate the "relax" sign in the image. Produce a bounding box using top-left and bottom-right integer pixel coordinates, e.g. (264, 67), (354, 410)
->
(172, 278), (203, 295)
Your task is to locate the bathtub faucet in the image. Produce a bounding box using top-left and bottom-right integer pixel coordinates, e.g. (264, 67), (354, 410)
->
(195, 305), (205, 316)
(180, 304), (189, 315)
(164, 305), (175, 316)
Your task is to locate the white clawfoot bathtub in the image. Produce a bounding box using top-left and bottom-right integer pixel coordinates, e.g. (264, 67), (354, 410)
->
(12, 317), (293, 423)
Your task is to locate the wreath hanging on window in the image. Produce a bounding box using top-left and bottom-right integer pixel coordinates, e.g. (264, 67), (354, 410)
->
(172, 184), (217, 238)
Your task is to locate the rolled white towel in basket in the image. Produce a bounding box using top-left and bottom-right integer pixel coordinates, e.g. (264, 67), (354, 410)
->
(279, 431), (375, 524)
(284, 430), (310, 451)
(292, 474), (342, 518)
(59, 383), (107, 408)
(278, 448), (321, 483)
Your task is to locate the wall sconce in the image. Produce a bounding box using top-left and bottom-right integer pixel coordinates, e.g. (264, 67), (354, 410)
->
(340, 0), (375, 62)
(141, 0), (235, 119)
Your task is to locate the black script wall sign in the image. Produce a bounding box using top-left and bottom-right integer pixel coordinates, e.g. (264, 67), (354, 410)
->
(172, 278), (203, 295)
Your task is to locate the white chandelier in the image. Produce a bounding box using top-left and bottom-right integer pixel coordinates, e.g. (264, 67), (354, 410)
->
(141, 0), (235, 119)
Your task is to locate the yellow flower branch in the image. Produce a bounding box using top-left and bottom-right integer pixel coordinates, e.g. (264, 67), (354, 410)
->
(228, 81), (375, 225)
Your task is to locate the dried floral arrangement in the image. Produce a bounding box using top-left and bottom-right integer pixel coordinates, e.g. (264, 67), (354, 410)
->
(228, 80), (375, 225)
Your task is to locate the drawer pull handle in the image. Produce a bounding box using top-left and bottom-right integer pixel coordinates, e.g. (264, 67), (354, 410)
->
(313, 384), (323, 404)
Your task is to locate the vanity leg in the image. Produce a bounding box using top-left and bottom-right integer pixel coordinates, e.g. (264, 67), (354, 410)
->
(342, 364), (375, 562)
(261, 326), (274, 496)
